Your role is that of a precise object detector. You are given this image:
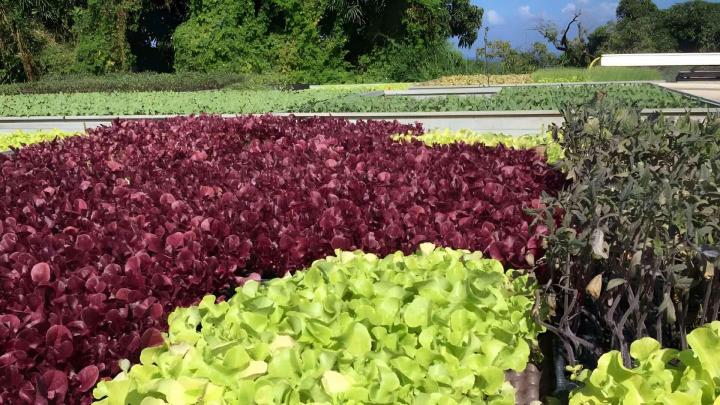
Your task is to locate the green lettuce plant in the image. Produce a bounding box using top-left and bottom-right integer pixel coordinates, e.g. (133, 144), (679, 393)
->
(0, 129), (80, 151)
(93, 245), (541, 405)
(569, 321), (720, 404)
(393, 129), (564, 163)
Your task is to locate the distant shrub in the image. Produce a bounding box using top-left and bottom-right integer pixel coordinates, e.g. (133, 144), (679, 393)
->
(361, 40), (483, 83)
(0, 72), (247, 95)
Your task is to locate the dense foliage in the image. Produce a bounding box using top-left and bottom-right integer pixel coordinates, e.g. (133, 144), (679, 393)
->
(597, 0), (720, 55)
(1, 0), (483, 83)
(569, 321), (720, 404)
(172, 0), (345, 80)
(0, 0), (82, 82)
(4, 0), (720, 83)
(0, 129), (80, 151)
(537, 103), (720, 372)
(93, 247), (541, 404)
(0, 115), (561, 403)
(0, 84), (701, 117)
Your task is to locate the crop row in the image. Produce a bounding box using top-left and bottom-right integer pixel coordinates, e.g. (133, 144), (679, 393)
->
(93, 247), (540, 404)
(0, 90), (351, 117)
(0, 84), (704, 117)
(0, 129), (560, 162)
(0, 116), (562, 403)
(418, 74), (533, 86)
(0, 130), (82, 151)
(394, 129), (563, 163)
(293, 84), (704, 113)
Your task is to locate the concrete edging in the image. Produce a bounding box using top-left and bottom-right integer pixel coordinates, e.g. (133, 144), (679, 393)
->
(0, 108), (717, 136)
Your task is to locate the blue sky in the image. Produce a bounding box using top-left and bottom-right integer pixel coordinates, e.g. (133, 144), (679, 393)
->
(456, 0), (713, 57)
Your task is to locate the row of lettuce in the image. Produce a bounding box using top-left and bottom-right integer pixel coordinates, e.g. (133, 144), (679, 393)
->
(0, 84), (706, 117)
(94, 247), (539, 404)
(1, 128), (561, 162)
(2, 106), (720, 404)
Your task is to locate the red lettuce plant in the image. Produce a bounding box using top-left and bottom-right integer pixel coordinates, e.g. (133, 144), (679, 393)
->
(0, 115), (562, 403)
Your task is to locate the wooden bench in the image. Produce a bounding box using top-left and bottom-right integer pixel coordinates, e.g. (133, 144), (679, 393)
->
(675, 67), (720, 81)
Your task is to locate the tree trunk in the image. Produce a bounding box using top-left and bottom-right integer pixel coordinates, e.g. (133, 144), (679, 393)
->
(0, 8), (36, 81)
(13, 24), (36, 81)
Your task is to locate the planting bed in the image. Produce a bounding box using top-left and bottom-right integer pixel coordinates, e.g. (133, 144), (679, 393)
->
(295, 84), (705, 113)
(0, 84), (705, 117)
(0, 115), (562, 403)
(0, 90), (352, 117)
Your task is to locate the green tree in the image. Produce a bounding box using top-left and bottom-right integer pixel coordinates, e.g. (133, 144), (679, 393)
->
(587, 0), (720, 56)
(474, 41), (558, 74)
(0, 0), (79, 82)
(536, 11), (593, 66)
(172, 0), (483, 81)
(173, 0), (348, 79)
(616, 0), (658, 21)
(323, 0), (481, 64)
(530, 42), (558, 68)
(73, 0), (142, 74)
(663, 0), (720, 52)
(74, 0), (189, 74)
(482, 40), (533, 73)
(586, 22), (614, 56)
(335, 0), (482, 81)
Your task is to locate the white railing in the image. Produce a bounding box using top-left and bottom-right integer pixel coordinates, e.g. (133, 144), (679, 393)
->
(601, 53), (720, 67)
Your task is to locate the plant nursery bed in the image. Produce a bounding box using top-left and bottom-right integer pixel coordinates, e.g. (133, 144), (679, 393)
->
(0, 84), (707, 118)
(293, 84), (706, 113)
(2, 108), (718, 136)
(0, 115), (562, 403)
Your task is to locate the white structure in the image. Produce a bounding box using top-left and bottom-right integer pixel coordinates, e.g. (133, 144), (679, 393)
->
(601, 53), (720, 67)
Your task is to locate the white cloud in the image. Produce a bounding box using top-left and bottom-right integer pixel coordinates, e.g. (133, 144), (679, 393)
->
(518, 5), (533, 19)
(562, 3), (577, 14)
(577, 0), (589, 4)
(485, 9), (505, 26)
(599, 1), (618, 14)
